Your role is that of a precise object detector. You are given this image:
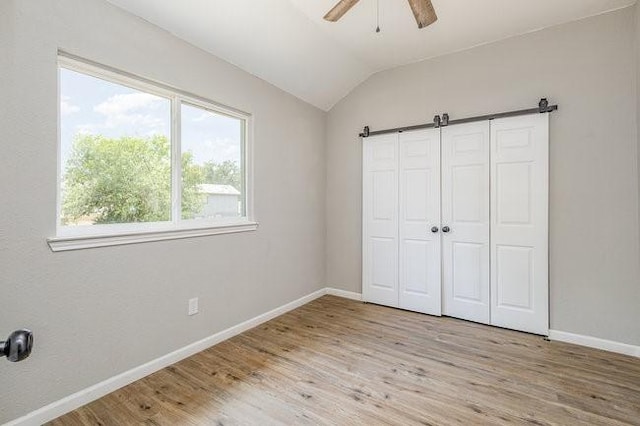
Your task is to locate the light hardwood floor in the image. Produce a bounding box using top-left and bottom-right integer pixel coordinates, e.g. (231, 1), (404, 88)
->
(50, 295), (640, 425)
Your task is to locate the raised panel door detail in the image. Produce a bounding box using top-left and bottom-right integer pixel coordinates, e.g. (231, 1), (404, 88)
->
(402, 240), (430, 295)
(373, 171), (395, 221)
(453, 133), (483, 154)
(452, 165), (484, 223)
(495, 128), (533, 151)
(372, 143), (395, 162)
(496, 162), (532, 225)
(491, 114), (549, 336)
(496, 245), (533, 310)
(442, 122), (490, 324)
(404, 140), (429, 157)
(371, 238), (398, 290)
(452, 242), (483, 302)
(403, 169), (430, 222)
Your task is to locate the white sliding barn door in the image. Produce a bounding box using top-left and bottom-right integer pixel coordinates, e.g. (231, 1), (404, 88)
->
(441, 122), (490, 324)
(398, 129), (442, 315)
(363, 134), (399, 307)
(490, 114), (549, 335)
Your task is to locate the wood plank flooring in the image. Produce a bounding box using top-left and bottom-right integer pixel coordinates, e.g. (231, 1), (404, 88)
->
(50, 296), (640, 425)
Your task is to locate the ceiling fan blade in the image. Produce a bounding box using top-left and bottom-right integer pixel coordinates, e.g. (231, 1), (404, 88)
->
(324, 0), (361, 22)
(407, 0), (438, 29)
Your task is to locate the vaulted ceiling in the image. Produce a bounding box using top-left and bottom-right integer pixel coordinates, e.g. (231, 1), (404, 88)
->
(106, 0), (635, 110)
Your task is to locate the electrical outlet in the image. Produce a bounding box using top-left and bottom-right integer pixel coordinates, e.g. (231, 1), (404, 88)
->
(188, 297), (199, 316)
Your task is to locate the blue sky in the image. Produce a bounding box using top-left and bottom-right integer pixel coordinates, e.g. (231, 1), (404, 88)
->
(60, 68), (242, 167)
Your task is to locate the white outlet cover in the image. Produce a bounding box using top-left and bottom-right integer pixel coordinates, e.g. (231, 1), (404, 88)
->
(188, 297), (199, 316)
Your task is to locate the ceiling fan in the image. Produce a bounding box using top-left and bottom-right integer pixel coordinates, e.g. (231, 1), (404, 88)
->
(323, 0), (437, 29)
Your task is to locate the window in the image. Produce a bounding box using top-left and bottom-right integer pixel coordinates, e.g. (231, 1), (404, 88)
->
(180, 103), (246, 221)
(51, 55), (255, 251)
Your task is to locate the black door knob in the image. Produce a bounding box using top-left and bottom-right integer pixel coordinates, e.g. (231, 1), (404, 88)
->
(442, 226), (451, 233)
(0, 329), (33, 362)
(431, 226), (439, 233)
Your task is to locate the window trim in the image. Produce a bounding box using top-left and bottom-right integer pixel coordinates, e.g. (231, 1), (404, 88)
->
(50, 52), (256, 251)
(48, 222), (259, 252)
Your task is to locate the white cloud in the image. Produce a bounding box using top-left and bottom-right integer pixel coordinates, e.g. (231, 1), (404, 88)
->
(192, 112), (213, 122)
(186, 137), (241, 165)
(92, 92), (168, 132)
(94, 92), (162, 116)
(105, 113), (165, 130)
(60, 96), (80, 116)
(75, 123), (96, 135)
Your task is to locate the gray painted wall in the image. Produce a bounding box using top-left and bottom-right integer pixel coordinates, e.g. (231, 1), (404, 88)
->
(326, 8), (640, 346)
(0, 0), (326, 422)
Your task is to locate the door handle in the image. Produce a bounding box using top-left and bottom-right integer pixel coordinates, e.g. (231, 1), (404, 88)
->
(442, 226), (451, 233)
(431, 226), (439, 233)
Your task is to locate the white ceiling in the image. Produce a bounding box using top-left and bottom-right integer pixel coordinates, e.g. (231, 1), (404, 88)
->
(106, 0), (635, 111)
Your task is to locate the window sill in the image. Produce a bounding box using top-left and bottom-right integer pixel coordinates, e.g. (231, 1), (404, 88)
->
(47, 222), (259, 252)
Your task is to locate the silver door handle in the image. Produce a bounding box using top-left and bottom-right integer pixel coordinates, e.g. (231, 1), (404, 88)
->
(442, 226), (451, 233)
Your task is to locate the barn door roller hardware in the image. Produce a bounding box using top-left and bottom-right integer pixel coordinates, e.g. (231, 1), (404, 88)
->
(359, 98), (558, 137)
(1, 329), (33, 362)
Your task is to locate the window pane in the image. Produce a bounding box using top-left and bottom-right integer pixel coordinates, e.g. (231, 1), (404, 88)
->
(60, 68), (171, 227)
(181, 103), (245, 221)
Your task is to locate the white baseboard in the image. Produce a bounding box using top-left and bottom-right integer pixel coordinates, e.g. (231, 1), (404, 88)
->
(326, 287), (362, 301)
(6, 288), (329, 426)
(549, 330), (640, 358)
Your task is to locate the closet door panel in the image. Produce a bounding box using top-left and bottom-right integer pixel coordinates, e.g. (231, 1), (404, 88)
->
(363, 135), (399, 307)
(399, 129), (441, 315)
(441, 122), (490, 324)
(490, 114), (549, 335)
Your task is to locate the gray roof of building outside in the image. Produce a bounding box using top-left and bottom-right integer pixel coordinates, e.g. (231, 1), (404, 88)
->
(197, 184), (241, 195)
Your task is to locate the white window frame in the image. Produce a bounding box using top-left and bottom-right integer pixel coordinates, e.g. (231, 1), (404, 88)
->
(48, 53), (256, 252)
